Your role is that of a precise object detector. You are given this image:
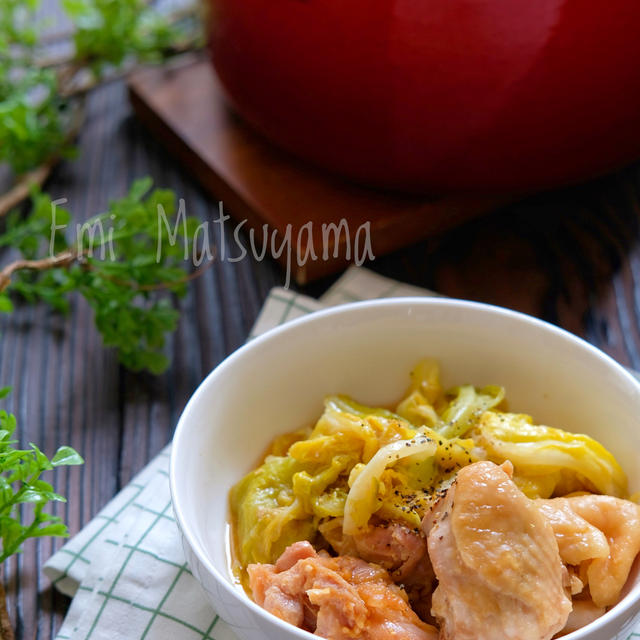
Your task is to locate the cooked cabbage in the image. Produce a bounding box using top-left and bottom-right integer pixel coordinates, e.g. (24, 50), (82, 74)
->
(231, 395), (416, 565)
(395, 359), (505, 438)
(439, 384), (505, 438)
(343, 435), (437, 535)
(230, 455), (316, 566)
(230, 358), (629, 570)
(474, 411), (627, 498)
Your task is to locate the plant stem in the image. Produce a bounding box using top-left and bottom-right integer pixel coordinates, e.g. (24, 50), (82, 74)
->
(0, 250), (78, 293)
(0, 249), (214, 294)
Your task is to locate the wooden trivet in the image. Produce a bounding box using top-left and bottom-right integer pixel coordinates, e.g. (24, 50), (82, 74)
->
(128, 54), (508, 284)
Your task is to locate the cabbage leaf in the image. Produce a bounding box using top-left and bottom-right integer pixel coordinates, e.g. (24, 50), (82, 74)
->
(474, 412), (627, 498)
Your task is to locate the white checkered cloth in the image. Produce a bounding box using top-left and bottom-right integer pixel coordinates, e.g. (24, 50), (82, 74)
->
(43, 267), (640, 640)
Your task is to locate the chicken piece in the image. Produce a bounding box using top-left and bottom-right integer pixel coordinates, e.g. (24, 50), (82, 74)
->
(275, 539), (317, 571)
(248, 562), (306, 627)
(536, 499), (609, 566)
(320, 517), (436, 621)
(354, 521), (427, 582)
(249, 543), (328, 630)
(248, 541), (438, 640)
(323, 518), (429, 582)
(352, 521), (436, 624)
(425, 461), (571, 640)
(539, 494), (640, 608)
(355, 581), (438, 640)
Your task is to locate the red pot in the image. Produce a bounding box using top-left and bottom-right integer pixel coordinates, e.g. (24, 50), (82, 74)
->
(209, 0), (640, 193)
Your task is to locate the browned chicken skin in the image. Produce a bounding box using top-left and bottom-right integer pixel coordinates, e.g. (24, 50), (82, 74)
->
(322, 518), (437, 624)
(248, 540), (438, 640)
(424, 461), (572, 640)
(321, 518), (434, 585)
(351, 521), (428, 583)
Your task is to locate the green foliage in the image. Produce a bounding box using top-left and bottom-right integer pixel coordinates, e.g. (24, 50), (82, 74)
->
(0, 68), (69, 175)
(2, 178), (201, 374)
(0, 0), (200, 176)
(0, 1), (205, 374)
(62, 0), (184, 73)
(0, 0), (40, 54)
(0, 188), (71, 258)
(0, 1), (69, 174)
(0, 390), (83, 563)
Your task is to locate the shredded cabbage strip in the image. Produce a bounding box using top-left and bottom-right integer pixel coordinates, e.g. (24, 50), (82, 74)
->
(343, 436), (437, 535)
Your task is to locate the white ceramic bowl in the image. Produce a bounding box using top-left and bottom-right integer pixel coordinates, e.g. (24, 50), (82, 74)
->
(170, 298), (640, 640)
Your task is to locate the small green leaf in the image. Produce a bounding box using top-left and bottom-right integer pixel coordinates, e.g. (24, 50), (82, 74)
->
(0, 394), (83, 561)
(17, 488), (59, 503)
(51, 446), (84, 467)
(29, 443), (52, 470)
(31, 523), (68, 538)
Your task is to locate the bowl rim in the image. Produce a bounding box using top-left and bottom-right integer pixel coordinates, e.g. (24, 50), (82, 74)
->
(170, 296), (640, 640)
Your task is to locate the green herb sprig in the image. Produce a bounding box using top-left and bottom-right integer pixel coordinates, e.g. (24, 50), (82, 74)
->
(0, 178), (204, 374)
(0, 388), (84, 563)
(62, 0), (192, 74)
(0, 386), (83, 640)
(0, 0), (203, 215)
(0, 1), (70, 177)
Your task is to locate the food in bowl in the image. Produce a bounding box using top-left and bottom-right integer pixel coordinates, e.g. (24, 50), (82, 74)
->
(229, 359), (640, 640)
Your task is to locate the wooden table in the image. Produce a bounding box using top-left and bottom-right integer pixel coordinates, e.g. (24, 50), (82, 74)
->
(2, 77), (640, 639)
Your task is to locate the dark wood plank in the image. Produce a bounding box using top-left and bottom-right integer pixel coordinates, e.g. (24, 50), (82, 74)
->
(368, 163), (640, 368)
